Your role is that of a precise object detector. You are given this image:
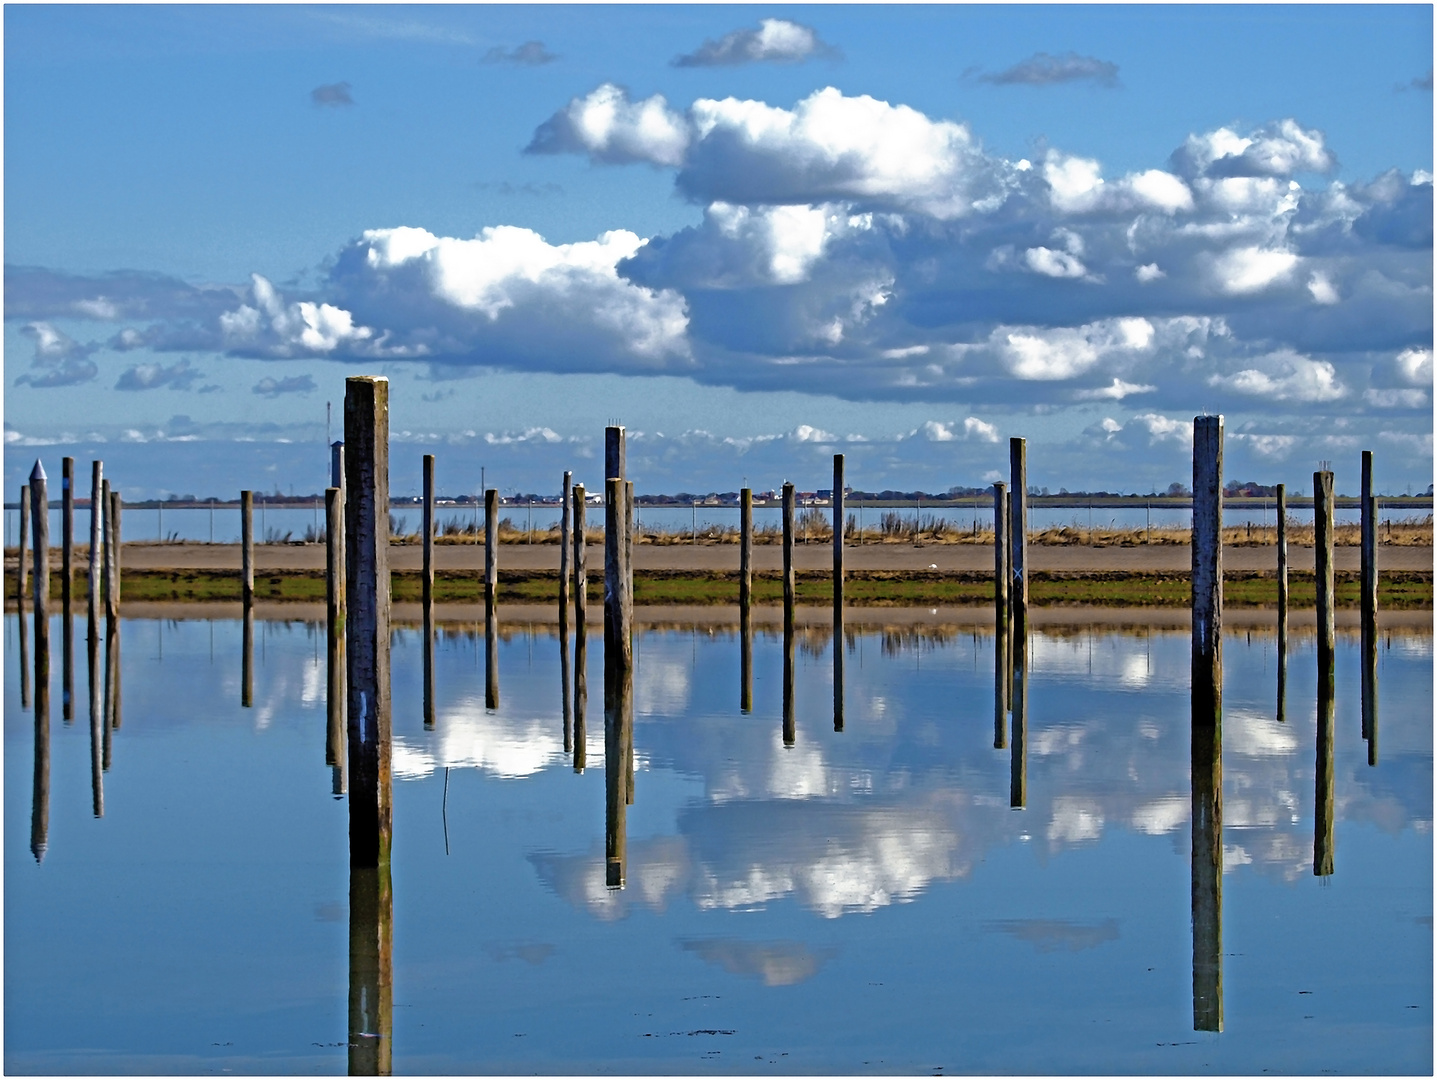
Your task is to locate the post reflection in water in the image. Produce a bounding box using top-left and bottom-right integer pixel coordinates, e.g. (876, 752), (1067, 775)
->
(1361, 616), (1379, 766)
(241, 600), (254, 709)
(18, 591), (30, 710)
(1009, 612), (1027, 809)
(347, 864), (393, 1076)
(1314, 649), (1336, 877)
(1191, 682), (1223, 1033)
(31, 610), (51, 863)
(739, 597), (753, 715)
(782, 610), (796, 748)
(833, 605), (845, 733)
(1276, 598), (1288, 725)
(572, 613), (588, 774)
(88, 618), (104, 817)
(102, 621), (120, 772)
(604, 659), (633, 889)
(62, 595), (74, 723)
(328, 612), (348, 797)
(422, 601), (435, 730)
(485, 596), (499, 711)
(560, 605), (573, 755)
(993, 612), (1009, 750)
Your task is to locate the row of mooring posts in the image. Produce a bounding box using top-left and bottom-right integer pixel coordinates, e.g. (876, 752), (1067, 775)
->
(14, 455), (127, 864)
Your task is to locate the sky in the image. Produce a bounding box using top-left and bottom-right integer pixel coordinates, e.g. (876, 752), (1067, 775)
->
(4, 4), (1433, 501)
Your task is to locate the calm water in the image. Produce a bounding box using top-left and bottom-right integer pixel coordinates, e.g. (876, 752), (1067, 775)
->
(5, 606), (1432, 1074)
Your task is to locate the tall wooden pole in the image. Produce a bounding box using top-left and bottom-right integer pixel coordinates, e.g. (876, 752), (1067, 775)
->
(18, 484), (30, 603)
(240, 490), (254, 606)
(782, 482), (796, 613)
(1314, 470), (1335, 672)
(1360, 450), (1377, 625)
(108, 490), (121, 616)
(1190, 414), (1224, 1034)
(88, 462), (103, 631)
(422, 454), (435, 607)
(30, 462), (51, 702)
(60, 459), (74, 722)
(345, 376), (392, 870)
(559, 471), (573, 617)
(484, 488), (498, 606)
(1009, 439), (1028, 619)
(573, 481), (589, 775)
(740, 487), (753, 714)
(604, 425), (631, 673)
(326, 486), (346, 792)
(993, 482), (1009, 620)
(833, 457), (845, 732)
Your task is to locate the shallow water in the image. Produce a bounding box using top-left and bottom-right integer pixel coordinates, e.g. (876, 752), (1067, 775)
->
(5, 607), (1432, 1074)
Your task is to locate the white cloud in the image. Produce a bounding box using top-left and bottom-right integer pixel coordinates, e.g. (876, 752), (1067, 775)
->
(219, 273), (375, 355)
(1208, 245), (1299, 294)
(1131, 412), (1193, 446)
(1000, 317), (1155, 380)
(1135, 263), (1166, 283)
(1307, 272), (1339, 304)
(1210, 350), (1345, 403)
(1023, 246), (1089, 279)
(1364, 388), (1428, 408)
(673, 18), (832, 67)
(1173, 119), (1335, 178)
(963, 416), (999, 442)
(525, 82), (689, 167)
(1076, 377), (1157, 400)
(1395, 347), (1433, 384)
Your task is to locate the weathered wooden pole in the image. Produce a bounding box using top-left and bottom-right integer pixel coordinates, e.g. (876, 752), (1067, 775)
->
(740, 487), (753, 714)
(326, 487), (346, 791)
(833, 457), (844, 732)
(1192, 417), (1224, 724)
(625, 480), (634, 615)
(29, 464), (51, 863)
(100, 479), (112, 616)
(573, 483), (587, 624)
(61, 457), (74, 606)
(1314, 470), (1335, 672)
(108, 489), (122, 616)
(559, 471), (573, 618)
(88, 462), (103, 631)
(604, 459), (632, 676)
(782, 482), (796, 614)
(993, 482), (1009, 621)
(1190, 414), (1224, 1034)
(1360, 450), (1378, 624)
(61, 460), (74, 722)
(422, 454), (435, 606)
(484, 488), (498, 606)
(18, 483), (29, 603)
(1275, 484), (1288, 611)
(1009, 438), (1028, 621)
(240, 490), (254, 606)
(347, 863), (393, 1076)
(345, 375), (392, 870)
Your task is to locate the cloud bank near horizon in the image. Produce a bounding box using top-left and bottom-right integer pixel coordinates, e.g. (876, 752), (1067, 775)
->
(6, 86), (1431, 468)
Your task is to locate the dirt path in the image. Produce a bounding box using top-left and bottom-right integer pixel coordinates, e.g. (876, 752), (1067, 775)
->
(33, 540), (1433, 574)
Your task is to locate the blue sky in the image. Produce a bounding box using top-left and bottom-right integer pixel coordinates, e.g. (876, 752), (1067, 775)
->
(5, 4), (1432, 500)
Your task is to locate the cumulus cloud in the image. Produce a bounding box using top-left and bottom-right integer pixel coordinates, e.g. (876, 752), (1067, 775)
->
(252, 374), (317, 397)
(976, 51), (1119, 88)
(1171, 119), (1335, 179)
(481, 40), (556, 65)
(673, 18), (834, 67)
(15, 321), (98, 387)
(116, 359), (205, 391)
(525, 83), (690, 166)
(311, 82), (354, 107)
(1209, 349), (1346, 403)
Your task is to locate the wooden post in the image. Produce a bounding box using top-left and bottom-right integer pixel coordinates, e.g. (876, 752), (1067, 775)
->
(782, 482), (796, 613)
(61, 457), (73, 607)
(625, 480), (634, 630)
(993, 482), (1009, 620)
(1361, 451), (1379, 633)
(1192, 417), (1223, 724)
(326, 488), (346, 791)
(604, 660), (633, 888)
(100, 479), (112, 616)
(1009, 439), (1028, 620)
(1314, 470), (1335, 671)
(31, 462), (51, 652)
(485, 589), (499, 711)
(559, 471), (573, 617)
(604, 478), (632, 672)
(1275, 484), (1288, 612)
(88, 461), (103, 630)
(1010, 625), (1027, 808)
(994, 607), (1009, 750)
(424, 600), (436, 730)
(561, 606), (573, 756)
(573, 483), (587, 624)
(1362, 595), (1379, 766)
(484, 488), (498, 606)
(108, 490), (121, 615)
(833, 456), (845, 603)
(1190, 414), (1224, 1034)
(572, 487), (589, 775)
(782, 606), (796, 748)
(240, 490), (254, 606)
(18, 484), (29, 603)
(740, 487), (753, 714)
(422, 454), (435, 606)
(18, 554), (30, 710)
(345, 375), (392, 870)
(606, 426), (626, 499)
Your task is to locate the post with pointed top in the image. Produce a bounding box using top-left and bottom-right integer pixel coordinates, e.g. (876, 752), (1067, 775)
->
(1191, 414), (1223, 1034)
(240, 490), (254, 606)
(782, 483), (796, 613)
(345, 376), (392, 869)
(88, 462), (103, 630)
(1009, 439), (1027, 625)
(18, 484), (29, 604)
